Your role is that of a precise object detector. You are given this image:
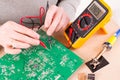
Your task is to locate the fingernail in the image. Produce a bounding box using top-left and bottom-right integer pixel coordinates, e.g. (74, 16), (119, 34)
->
(26, 44), (31, 48)
(44, 23), (47, 28)
(45, 22), (50, 29)
(44, 25), (48, 29)
(35, 40), (40, 45)
(47, 31), (52, 36)
(36, 34), (40, 39)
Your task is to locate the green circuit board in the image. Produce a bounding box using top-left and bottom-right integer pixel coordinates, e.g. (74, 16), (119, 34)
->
(0, 30), (84, 80)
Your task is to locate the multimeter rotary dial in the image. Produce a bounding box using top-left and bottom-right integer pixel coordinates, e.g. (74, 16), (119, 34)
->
(77, 13), (93, 31)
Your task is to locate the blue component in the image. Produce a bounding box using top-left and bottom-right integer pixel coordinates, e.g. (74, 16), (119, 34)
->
(115, 29), (120, 38)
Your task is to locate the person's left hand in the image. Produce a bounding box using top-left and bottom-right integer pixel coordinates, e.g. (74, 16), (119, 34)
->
(44, 5), (70, 36)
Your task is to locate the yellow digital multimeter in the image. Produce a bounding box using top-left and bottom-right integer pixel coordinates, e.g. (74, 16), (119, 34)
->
(64, 0), (112, 48)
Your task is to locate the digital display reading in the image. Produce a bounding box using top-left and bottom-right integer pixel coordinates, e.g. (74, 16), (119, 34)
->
(88, 1), (106, 19)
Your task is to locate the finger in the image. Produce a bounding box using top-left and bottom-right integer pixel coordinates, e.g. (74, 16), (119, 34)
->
(10, 31), (39, 45)
(9, 21), (40, 39)
(5, 47), (22, 54)
(44, 5), (58, 28)
(10, 39), (31, 49)
(46, 7), (63, 35)
(55, 14), (69, 32)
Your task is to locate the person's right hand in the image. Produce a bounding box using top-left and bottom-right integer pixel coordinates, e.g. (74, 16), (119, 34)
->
(0, 21), (40, 54)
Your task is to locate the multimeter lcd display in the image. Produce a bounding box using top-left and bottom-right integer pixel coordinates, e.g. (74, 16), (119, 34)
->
(88, 1), (106, 20)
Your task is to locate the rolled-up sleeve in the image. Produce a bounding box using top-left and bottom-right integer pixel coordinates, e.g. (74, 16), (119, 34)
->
(57, 0), (81, 21)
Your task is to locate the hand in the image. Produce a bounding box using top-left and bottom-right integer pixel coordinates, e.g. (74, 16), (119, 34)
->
(0, 21), (40, 54)
(44, 5), (70, 36)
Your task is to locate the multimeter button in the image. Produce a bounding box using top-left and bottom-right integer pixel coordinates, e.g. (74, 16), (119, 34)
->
(80, 16), (91, 28)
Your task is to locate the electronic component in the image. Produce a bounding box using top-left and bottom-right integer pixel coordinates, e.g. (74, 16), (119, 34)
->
(88, 74), (95, 80)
